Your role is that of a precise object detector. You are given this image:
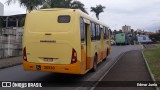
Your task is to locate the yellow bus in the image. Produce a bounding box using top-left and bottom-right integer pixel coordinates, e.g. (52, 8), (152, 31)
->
(23, 8), (111, 74)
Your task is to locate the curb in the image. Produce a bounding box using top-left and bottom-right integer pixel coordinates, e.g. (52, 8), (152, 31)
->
(0, 63), (22, 69)
(142, 51), (160, 90)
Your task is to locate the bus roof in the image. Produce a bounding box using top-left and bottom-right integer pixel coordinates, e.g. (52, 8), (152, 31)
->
(32, 8), (109, 28)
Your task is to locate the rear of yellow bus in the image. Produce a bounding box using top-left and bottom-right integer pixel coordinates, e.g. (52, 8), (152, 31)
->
(23, 9), (84, 74)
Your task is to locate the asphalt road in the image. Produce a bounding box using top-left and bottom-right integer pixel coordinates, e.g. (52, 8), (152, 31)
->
(0, 45), (143, 90)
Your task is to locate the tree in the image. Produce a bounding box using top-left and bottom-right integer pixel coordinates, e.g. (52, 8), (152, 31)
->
(70, 1), (88, 14)
(6, 0), (45, 12)
(113, 30), (117, 34)
(119, 30), (123, 33)
(41, 0), (88, 14)
(50, 0), (72, 8)
(6, 0), (88, 14)
(0, 18), (3, 28)
(149, 33), (160, 43)
(90, 5), (106, 20)
(41, 0), (72, 9)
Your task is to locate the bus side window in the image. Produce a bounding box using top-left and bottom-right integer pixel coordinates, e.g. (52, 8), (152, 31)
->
(96, 24), (100, 40)
(106, 27), (109, 39)
(90, 23), (92, 39)
(94, 24), (97, 40)
(104, 27), (106, 39)
(80, 18), (85, 43)
(98, 25), (100, 40)
(90, 22), (96, 41)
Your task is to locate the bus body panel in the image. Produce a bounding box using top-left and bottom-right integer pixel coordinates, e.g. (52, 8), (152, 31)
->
(23, 60), (83, 74)
(23, 9), (110, 74)
(23, 10), (81, 65)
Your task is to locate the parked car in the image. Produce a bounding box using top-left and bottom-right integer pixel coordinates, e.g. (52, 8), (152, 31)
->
(111, 40), (116, 45)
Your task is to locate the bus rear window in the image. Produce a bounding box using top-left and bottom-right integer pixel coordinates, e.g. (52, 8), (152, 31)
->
(58, 15), (70, 23)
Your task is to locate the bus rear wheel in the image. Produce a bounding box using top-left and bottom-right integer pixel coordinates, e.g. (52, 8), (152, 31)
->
(103, 50), (108, 61)
(92, 55), (97, 72)
(105, 50), (108, 61)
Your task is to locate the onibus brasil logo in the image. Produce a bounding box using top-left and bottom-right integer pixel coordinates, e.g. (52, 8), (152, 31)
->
(1, 82), (42, 88)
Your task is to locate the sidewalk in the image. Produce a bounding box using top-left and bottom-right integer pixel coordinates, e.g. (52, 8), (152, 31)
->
(0, 56), (22, 69)
(94, 50), (155, 90)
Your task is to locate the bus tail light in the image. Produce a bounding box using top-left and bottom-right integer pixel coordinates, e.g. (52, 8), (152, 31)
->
(23, 47), (27, 61)
(71, 48), (77, 64)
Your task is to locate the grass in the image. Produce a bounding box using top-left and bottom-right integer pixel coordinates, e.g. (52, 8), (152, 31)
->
(144, 44), (160, 81)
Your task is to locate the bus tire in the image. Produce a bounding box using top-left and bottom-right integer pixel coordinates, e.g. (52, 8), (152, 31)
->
(91, 55), (97, 72)
(106, 50), (108, 60)
(104, 50), (108, 61)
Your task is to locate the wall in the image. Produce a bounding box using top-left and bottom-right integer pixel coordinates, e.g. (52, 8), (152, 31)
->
(0, 27), (23, 58)
(0, 2), (4, 16)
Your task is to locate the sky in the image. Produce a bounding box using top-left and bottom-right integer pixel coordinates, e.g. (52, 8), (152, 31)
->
(0, 0), (160, 32)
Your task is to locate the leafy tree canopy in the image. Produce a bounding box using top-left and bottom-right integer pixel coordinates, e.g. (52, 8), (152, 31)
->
(6, 0), (88, 14)
(91, 4), (106, 20)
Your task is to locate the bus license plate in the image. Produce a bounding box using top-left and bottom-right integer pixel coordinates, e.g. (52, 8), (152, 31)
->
(43, 58), (53, 62)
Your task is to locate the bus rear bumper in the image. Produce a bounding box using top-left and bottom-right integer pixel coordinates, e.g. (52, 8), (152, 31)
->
(23, 60), (83, 74)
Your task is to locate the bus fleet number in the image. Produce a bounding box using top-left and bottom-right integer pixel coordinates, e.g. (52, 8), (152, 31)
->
(44, 66), (55, 70)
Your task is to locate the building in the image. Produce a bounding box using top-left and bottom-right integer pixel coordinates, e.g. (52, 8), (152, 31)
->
(0, 14), (26, 58)
(122, 25), (131, 33)
(0, 2), (4, 16)
(137, 29), (142, 33)
(136, 28), (145, 35)
(144, 31), (154, 35)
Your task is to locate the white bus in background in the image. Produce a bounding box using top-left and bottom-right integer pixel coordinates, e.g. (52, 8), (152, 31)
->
(137, 35), (152, 44)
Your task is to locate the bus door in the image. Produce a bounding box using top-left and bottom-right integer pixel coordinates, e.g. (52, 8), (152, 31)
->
(81, 18), (91, 70)
(100, 26), (104, 60)
(84, 23), (91, 70)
